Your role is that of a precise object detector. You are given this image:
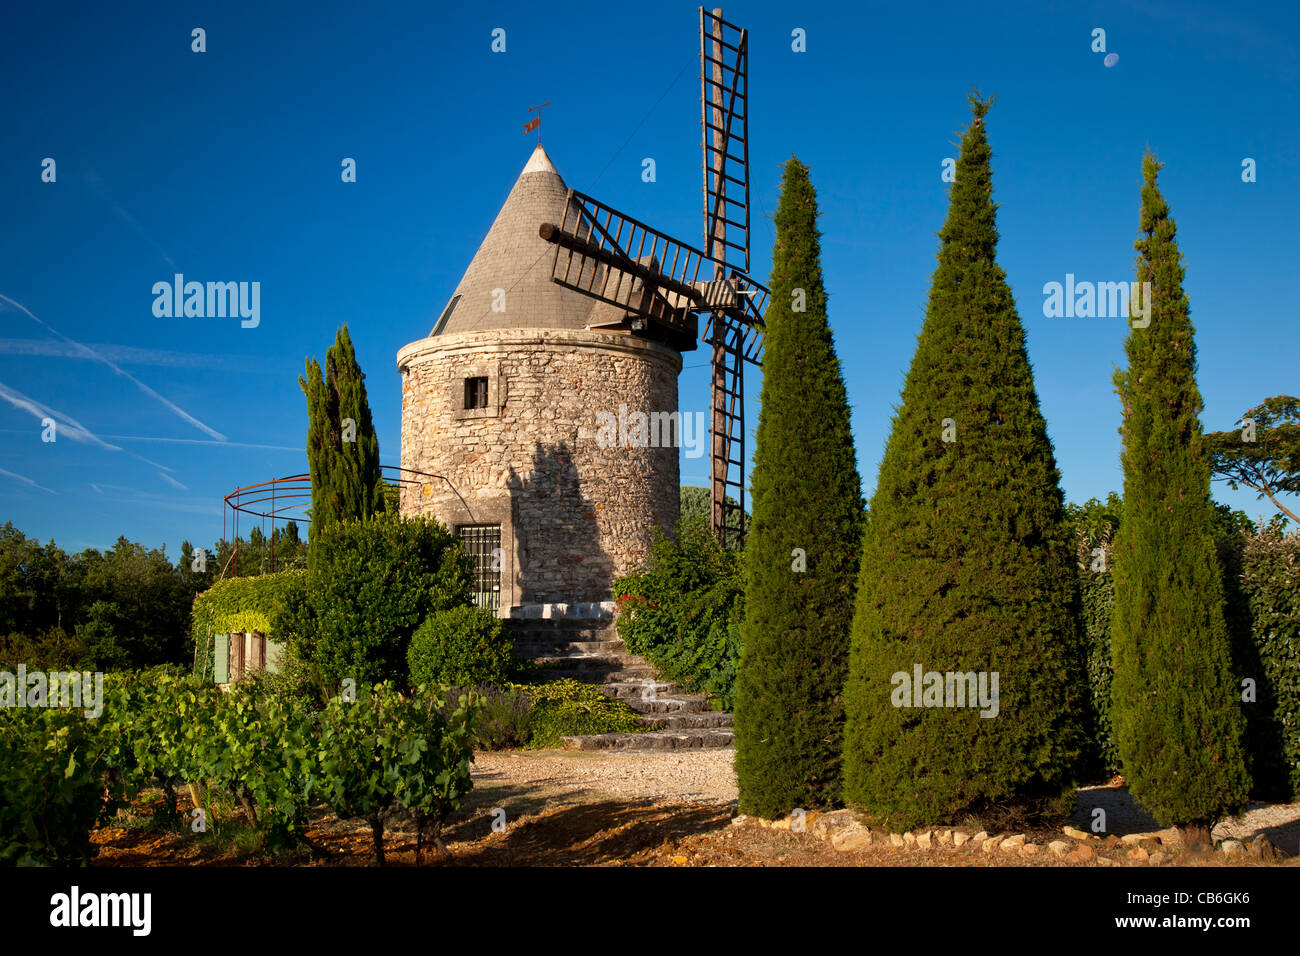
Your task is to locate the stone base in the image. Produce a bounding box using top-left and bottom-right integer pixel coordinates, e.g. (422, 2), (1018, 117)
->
(508, 601), (618, 620)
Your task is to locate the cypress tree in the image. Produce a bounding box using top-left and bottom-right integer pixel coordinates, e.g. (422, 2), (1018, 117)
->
(1109, 153), (1249, 842)
(300, 325), (386, 545)
(732, 156), (864, 817)
(842, 93), (1086, 830)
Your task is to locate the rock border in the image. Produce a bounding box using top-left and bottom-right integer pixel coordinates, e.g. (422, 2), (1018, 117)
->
(728, 810), (1287, 864)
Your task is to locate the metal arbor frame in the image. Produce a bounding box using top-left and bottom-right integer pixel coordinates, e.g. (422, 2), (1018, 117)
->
(220, 465), (466, 576)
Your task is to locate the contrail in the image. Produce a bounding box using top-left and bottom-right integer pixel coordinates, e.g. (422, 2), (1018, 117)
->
(0, 379), (123, 451)
(0, 466), (57, 494)
(99, 433), (301, 452)
(0, 379), (174, 471)
(0, 292), (227, 441)
(0, 338), (255, 370)
(83, 169), (177, 269)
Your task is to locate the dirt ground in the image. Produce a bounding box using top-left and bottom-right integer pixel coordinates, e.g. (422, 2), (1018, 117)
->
(89, 749), (1300, 866)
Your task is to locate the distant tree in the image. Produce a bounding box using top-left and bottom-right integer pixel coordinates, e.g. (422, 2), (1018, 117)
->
(1204, 395), (1300, 526)
(1110, 152), (1250, 844)
(732, 156), (865, 817)
(678, 486), (748, 548)
(842, 94), (1086, 830)
(300, 325), (386, 545)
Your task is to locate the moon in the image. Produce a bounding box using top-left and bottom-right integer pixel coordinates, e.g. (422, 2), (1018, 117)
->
(1104, 53), (1119, 67)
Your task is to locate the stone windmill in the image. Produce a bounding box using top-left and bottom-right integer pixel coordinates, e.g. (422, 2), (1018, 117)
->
(397, 7), (763, 618)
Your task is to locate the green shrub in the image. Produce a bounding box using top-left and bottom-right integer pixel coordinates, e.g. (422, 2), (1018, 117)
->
(452, 684), (532, 751)
(278, 512), (474, 691)
(195, 681), (319, 849)
(613, 522), (744, 708)
(1238, 524), (1300, 799)
(733, 156), (865, 818)
(1068, 496), (1124, 777)
(843, 98), (1087, 831)
(312, 682), (475, 864)
(0, 707), (115, 865)
(517, 679), (646, 749)
(407, 605), (513, 688)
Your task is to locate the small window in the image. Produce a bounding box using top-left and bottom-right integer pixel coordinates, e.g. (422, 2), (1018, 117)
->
(465, 376), (489, 410)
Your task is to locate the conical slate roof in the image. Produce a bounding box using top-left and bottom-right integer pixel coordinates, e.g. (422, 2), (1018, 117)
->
(431, 146), (598, 336)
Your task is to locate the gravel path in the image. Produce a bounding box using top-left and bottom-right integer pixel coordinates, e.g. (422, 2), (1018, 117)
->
(472, 749), (739, 805)
(473, 752), (1300, 856)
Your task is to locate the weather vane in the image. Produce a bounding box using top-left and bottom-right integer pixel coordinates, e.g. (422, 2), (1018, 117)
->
(523, 102), (550, 145)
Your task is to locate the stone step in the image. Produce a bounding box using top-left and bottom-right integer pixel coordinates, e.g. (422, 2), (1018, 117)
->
(527, 650), (639, 665)
(506, 620), (619, 640)
(539, 666), (658, 683)
(560, 729), (735, 751)
(514, 639), (627, 656)
(617, 693), (708, 714)
(637, 711), (734, 730)
(602, 680), (680, 700)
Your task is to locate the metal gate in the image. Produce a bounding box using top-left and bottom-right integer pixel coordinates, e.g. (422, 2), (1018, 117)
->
(456, 524), (501, 611)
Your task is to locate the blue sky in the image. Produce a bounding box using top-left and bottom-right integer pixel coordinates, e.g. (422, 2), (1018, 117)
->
(1, 0), (1296, 554)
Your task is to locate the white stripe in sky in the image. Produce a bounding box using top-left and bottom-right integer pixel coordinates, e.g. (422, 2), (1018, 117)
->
(0, 380), (176, 472)
(0, 292), (227, 441)
(98, 434), (300, 452)
(0, 338), (262, 370)
(0, 466), (57, 495)
(0, 380), (123, 451)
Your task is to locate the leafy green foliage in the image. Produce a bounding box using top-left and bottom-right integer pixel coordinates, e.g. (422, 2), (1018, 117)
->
(191, 570), (306, 682)
(678, 486), (749, 550)
(0, 524), (197, 670)
(518, 679), (646, 749)
(843, 95), (1086, 830)
(1110, 153), (1250, 832)
(613, 522), (743, 707)
(407, 605), (514, 688)
(312, 682), (475, 864)
(733, 156), (865, 818)
(1237, 526), (1300, 798)
(453, 684), (533, 750)
(0, 706), (115, 865)
(1069, 499), (1288, 801)
(193, 681), (318, 848)
(1068, 497), (1124, 777)
(0, 522), (306, 673)
(300, 324), (386, 545)
(280, 512), (474, 691)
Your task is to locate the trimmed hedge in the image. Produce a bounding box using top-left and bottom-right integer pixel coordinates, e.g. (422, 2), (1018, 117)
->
(407, 606), (513, 688)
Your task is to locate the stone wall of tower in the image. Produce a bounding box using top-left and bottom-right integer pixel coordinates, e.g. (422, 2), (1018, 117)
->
(397, 328), (681, 611)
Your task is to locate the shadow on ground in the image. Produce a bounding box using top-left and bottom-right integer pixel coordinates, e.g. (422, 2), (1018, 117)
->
(444, 798), (731, 866)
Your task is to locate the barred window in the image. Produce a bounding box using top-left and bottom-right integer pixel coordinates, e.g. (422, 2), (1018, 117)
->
(456, 524), (501, 611)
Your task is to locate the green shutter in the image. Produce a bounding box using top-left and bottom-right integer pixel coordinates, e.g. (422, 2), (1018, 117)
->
(213, 634), (229, 684)
(265, 639), (284, 674)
